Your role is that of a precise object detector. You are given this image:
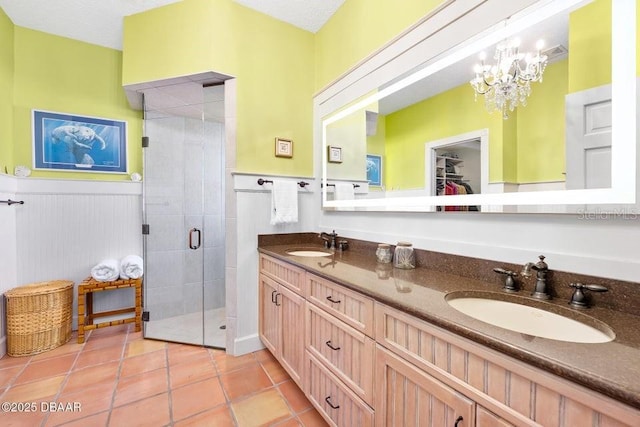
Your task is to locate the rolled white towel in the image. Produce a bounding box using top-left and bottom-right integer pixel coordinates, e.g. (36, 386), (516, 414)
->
(91, 259), (120, 282)
(120, 255), (144, 279)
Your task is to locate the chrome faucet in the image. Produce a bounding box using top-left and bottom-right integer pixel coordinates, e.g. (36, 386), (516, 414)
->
(319, 230), (338, 250)
(523, 255), (550, 300)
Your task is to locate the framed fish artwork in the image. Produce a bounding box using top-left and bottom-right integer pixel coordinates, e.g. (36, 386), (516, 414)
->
(32, 110), (127, 173)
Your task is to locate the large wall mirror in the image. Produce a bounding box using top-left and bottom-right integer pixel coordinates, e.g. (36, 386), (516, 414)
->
(321, 0), (637, 213)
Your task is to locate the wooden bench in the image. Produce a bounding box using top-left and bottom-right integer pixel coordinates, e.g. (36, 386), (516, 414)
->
(77, 276), (142, 343)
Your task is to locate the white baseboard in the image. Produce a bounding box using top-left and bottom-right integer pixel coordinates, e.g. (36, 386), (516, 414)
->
(232, 333), (264, 356)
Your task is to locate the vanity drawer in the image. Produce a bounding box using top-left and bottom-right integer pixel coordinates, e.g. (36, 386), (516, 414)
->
(306, 351), (374, 427)
(259, 254), (305, 294)
(306, 302), (375, 406)
(306, 273), (374, 336)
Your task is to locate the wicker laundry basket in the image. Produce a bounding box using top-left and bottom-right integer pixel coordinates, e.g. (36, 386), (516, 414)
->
(5, 280), (74, 357)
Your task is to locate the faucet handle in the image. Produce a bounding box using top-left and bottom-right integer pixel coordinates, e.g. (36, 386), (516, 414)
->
(493, 268), (518, 292)
(568, 283), (608, 309)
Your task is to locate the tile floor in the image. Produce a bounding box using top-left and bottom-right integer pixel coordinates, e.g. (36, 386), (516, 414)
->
(0, 324), (328, 427)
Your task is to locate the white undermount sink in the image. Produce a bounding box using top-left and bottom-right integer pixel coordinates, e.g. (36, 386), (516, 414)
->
(286, 249), (333, 257)
(446, 293), (615, 344)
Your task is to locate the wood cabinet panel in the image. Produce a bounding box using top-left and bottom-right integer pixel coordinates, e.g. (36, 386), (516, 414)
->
(258, 274), (279, 355)
(477, 406), (515, 427)
(375, 303), (640, 427)
(259, 254), (304, 294)
(306, 273), (374, 336)
(375, 345), (475, 427)
(306, 351), (374, 427)
(279, 285), (305, 387)
(306, 302), (375, 405)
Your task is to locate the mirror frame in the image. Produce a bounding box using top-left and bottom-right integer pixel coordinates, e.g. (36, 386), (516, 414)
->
(321, 0), (636, 211)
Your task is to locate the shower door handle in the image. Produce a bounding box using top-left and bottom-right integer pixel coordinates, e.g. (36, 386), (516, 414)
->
(188, 228), (201, 250)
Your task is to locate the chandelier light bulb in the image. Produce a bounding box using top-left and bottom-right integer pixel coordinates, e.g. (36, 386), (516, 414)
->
(469, 37), (548, 119)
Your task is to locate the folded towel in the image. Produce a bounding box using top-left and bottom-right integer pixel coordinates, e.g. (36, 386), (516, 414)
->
(120, 255), (144, 279)
(270, 180), (298, 225)
(335, 183), (355, 200)
(91, 259), (120, 282)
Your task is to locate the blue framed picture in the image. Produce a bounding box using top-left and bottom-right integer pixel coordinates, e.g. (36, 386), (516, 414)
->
(366, 154), (382, 186)
(32, 110), (127, 173)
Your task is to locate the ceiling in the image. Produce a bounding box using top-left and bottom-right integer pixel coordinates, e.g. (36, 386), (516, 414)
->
(0, 0), (345, 50)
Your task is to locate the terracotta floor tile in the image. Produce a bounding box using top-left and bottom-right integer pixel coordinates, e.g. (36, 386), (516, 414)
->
(168, 343), (212, 366)
(125, 338), (167, 357)
(73, 345), (123, 370)
(88, 324), (130, 338)
(261, 359), (290, 384)
(62, 361), (119, 395)
(174, 404), (235, 427)
(0, 365), (24, 388)
(14, 353), (76, 385)
(46, 382), (115, 426)
(82, 332), (127, 352)
(1, 408), (48, 427)
(169, 356), (217, 389)
(297, 408), (329, 427)
(278, 380), (312, 414)
(214, 352), (258, 374)
(109, 392), (170, 427)
(50, 411), (109, 427)
(127, 330), (143, 342)
(220, 363), (273, 401)
(275, 418), (303, 427)
(120, 349), (167, 378)
(0, 355), (32, 369)
(171, 377), (226, 422)
(2, 376), (64, 402)
(30, 343), (81, 361)
(231, 388), (292, 427)
(254, 349), (277, 363)
(113, 367), (169, 407)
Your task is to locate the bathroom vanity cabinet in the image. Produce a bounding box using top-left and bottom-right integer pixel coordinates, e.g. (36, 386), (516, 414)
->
(258, 252), (640, 427)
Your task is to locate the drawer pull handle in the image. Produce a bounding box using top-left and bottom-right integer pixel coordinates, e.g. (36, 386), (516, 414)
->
(275, 293), (281, 306)
(325, 340), (341, 351)
(271, 290), (277, 304)
(325, 396), (340, 409)
(454, 416), (463, 427)
(326, 295), (341, 304)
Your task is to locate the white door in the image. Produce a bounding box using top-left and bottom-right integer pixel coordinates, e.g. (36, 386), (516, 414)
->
(565, 85), (612, 190)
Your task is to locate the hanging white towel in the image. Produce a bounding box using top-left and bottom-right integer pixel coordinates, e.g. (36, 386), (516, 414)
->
(270, 180), (298, 225)
(120, 255), (144, 279)
(334, 183), (355, 200)
(91, 259), (120, 282)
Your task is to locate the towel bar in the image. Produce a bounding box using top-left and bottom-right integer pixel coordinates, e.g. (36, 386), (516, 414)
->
(1, 199), (24, 206)
(257, 178), (309, 188)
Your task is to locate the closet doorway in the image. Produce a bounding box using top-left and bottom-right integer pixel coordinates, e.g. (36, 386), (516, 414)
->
(141, 75), (230, 348)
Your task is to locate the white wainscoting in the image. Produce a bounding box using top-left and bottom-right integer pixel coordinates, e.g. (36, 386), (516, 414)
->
(0, 176), (142, 357)
(0, 174), (19, 357)
(229, 172), (318, 355)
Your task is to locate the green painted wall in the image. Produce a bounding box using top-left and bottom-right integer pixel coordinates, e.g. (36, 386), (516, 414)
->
(314, 0), (445, 91)
(385, 83), (503, 189)
(517, 60), (568, 182)
(12, 28), (142, 180)
(0, 8), (13, 174)
(123, 0), (315, 177)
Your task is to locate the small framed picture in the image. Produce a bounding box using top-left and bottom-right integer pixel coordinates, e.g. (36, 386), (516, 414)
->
(366, 154), (382, 186)
(328, 145), (342, 163)
(275, 137), (293, 158)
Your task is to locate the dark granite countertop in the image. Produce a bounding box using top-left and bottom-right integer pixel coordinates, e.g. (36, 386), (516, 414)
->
(258, 240), (640, 410)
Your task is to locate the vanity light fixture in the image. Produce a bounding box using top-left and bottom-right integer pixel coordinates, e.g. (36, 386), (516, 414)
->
(470, 38), (548, 119)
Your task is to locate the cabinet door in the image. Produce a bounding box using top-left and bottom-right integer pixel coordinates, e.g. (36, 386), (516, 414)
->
(477, 406), (515, 427)
(279, 285), (306, 387)
(375, 345), (475, 427)
(259, 274), (279, 355)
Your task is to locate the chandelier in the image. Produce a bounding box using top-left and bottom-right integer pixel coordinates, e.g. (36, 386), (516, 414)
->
(470, 38), (548, 119)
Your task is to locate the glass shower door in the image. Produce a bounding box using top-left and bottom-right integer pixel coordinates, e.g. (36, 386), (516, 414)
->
(143, 111), (207, 346)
